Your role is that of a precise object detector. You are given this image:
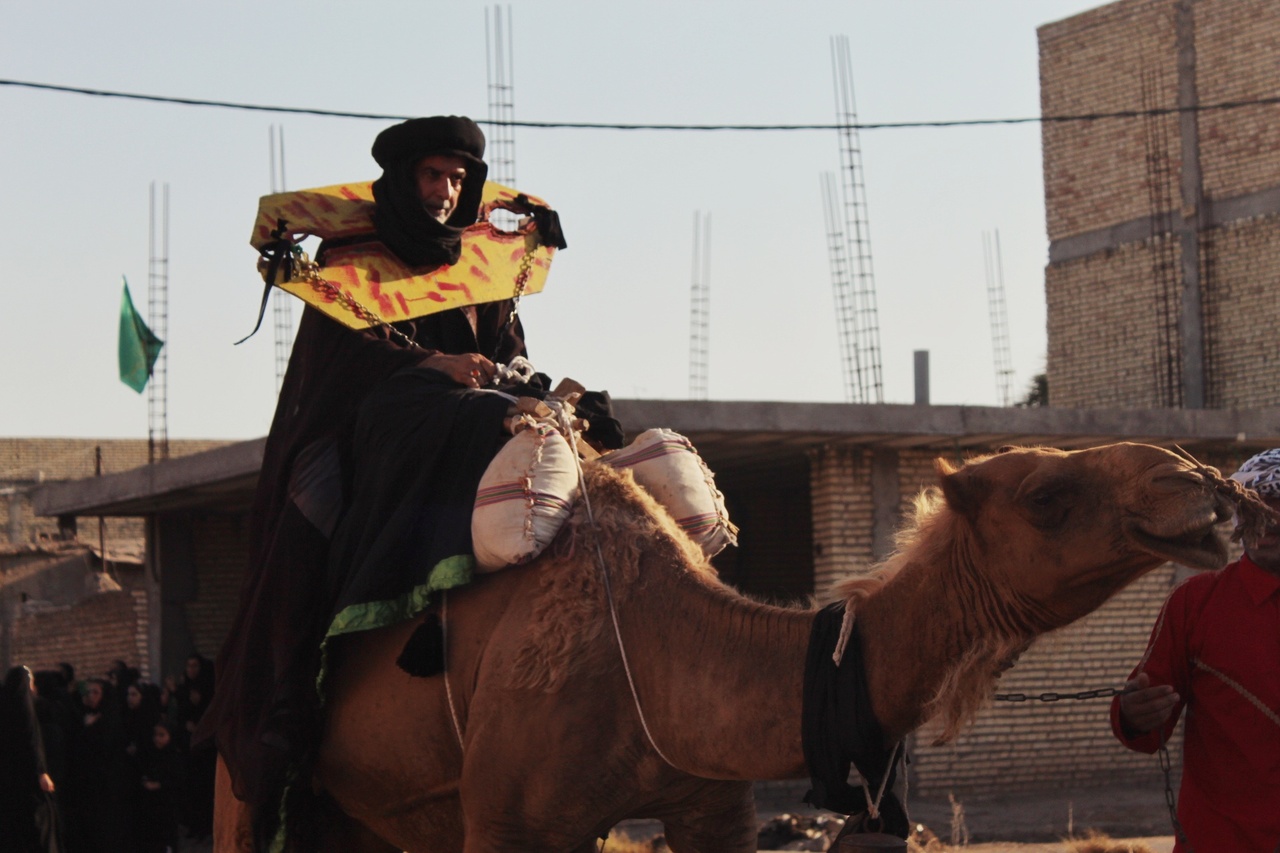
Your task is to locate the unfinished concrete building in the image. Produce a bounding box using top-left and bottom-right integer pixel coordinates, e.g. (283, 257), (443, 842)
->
(1041, 0), (1280, 409)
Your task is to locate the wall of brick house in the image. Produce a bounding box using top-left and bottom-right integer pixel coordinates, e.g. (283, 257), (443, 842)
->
(1039, 0), (1179, 243)
(185, 512), (249, 667)
(809, 447), (875, 599)
(714, 459), (814, 604)
(1039, 0), (1280, 409)
(1195, 0), (1280, 200)
(10, 589), (150, 681)
(0, 438), (233, 547)
(1202, 216), (1280, 408)
(1046, 239), (1177, 408)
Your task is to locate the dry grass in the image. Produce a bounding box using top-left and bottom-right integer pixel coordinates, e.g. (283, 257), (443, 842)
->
(1063, 831), (1157, 853)
(905, 828), (1157, 853)
(602, 830), (664, 852)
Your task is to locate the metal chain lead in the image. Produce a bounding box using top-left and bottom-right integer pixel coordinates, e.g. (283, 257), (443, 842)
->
(993, 686), (1125, 702)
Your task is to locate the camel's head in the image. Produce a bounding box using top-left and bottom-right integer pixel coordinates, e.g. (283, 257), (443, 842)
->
(937, 442), (1235, 629)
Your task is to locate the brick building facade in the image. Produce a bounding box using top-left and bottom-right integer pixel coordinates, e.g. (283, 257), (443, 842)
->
(1040, 0), (1280, 409)
(1, 437), (230, 547)
(1, 438), (231, 680)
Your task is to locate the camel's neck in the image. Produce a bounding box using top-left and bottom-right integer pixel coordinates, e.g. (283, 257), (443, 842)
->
(854, 553), (1031, 743)
(624, 574), (814, 781)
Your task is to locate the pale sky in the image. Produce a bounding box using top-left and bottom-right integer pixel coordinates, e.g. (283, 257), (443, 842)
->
(1, 0), (1101, 440)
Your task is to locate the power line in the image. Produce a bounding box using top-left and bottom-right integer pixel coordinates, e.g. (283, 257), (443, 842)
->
(4, 78), (1280, 131)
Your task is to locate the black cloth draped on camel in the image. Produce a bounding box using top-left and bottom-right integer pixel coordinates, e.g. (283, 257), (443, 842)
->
(802, 603), (908, 838)
(200, 299), (528, 809)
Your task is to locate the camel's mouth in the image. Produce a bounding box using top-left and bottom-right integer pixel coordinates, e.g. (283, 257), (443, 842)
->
(1124, 514), (1229, 571)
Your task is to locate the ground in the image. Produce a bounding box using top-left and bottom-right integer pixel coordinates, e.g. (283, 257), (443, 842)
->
(614, 779), (1179, 851)
(190, 780), (1180, 851)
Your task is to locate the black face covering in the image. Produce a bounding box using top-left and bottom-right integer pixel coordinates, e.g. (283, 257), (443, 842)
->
(368, 116), (489, 269)
(371, 155), (489, 269)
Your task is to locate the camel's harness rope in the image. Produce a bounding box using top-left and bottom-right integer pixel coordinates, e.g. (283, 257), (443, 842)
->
(436, 395), (680, 770)
(555, 402), (682, 770)
(440, 589), (465, 751)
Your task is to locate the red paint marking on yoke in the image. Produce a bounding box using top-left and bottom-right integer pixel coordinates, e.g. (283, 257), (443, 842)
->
(339, 186), (361, 201)
(395, 292), (410, 315)
(314, 194), (336, 214)
(436, 280), (475, 302)
(470, 244), (490, 266)
(469, 265), (492, 284)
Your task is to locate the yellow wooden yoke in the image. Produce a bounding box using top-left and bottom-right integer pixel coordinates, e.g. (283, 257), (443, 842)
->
(250, 180), (558, 330)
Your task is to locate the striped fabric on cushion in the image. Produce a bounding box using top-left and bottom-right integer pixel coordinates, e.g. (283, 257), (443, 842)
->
(600, 428), (738, 557)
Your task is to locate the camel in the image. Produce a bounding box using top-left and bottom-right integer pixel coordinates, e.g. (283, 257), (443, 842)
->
(215, 442), (1247, 852)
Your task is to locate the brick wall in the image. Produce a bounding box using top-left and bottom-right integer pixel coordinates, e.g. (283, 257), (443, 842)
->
(1046, 240), (1175, 408)
(0, 438), (233, 546)
(1039, 0), (1280, 409)
(187, 513), (249, 663)
(1195, 0), (1280, 200)
(1202, 216), (1280, 407)
(808, 446), (875, 598)
(10, 588), (150, 681)
(714, 460), (814, 603)
(1039, 0), (1179, 243)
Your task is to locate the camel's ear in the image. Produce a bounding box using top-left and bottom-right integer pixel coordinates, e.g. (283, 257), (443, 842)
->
(937, 458), (989, 521)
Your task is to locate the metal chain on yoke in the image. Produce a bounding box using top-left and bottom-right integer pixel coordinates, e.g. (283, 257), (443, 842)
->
(494, 241), (535, 357)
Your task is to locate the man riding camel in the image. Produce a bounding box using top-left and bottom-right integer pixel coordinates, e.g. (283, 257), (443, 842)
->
(200, 115), (615, 847)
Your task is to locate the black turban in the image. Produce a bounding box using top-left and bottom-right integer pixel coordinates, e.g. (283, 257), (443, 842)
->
(370, 116), (489, 269)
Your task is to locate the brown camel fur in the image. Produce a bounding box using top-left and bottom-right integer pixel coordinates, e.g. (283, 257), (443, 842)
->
(214, 442), (1238, 852)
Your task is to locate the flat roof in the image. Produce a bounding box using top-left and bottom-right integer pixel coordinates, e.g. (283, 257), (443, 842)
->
(32, 401), (1280, 517)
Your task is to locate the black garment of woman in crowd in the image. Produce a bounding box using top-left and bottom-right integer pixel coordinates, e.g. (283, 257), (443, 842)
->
(123, 681), (163, 760)
(65, 679), (127, 853)
(175, 654), (215, 840)
(31, 670), (74, 800)
(120, 680), (164, 848)
(1, 666), (66, 853)
(137, 720), (186, 853)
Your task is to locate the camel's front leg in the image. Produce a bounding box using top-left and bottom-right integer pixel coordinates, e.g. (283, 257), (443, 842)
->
(662, 780), (757, 853)
(214, 756), (254, 853)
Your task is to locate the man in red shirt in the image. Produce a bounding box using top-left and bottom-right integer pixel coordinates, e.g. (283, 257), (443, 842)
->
(1112, 448), (1280, 852)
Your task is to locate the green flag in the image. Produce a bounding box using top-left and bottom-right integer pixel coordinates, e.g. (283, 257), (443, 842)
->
(118, 278), (163, 393)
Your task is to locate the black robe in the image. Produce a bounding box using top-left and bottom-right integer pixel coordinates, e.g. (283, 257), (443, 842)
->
(200, 297), (525, 810)
(0, 676), (65, 853)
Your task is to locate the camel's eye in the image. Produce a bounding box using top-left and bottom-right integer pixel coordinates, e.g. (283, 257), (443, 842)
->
(1020, 479), (1075, 529)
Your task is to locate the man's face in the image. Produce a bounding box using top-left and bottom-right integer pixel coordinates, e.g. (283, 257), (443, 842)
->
(1241, 494), (1280, 575)
(414, 153), (469, 223)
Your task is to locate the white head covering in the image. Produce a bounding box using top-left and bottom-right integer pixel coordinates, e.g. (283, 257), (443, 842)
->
(1229, 448), (1280, 499)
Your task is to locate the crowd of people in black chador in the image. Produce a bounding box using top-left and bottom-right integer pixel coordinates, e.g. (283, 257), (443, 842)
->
(0, 654), (217, 853)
